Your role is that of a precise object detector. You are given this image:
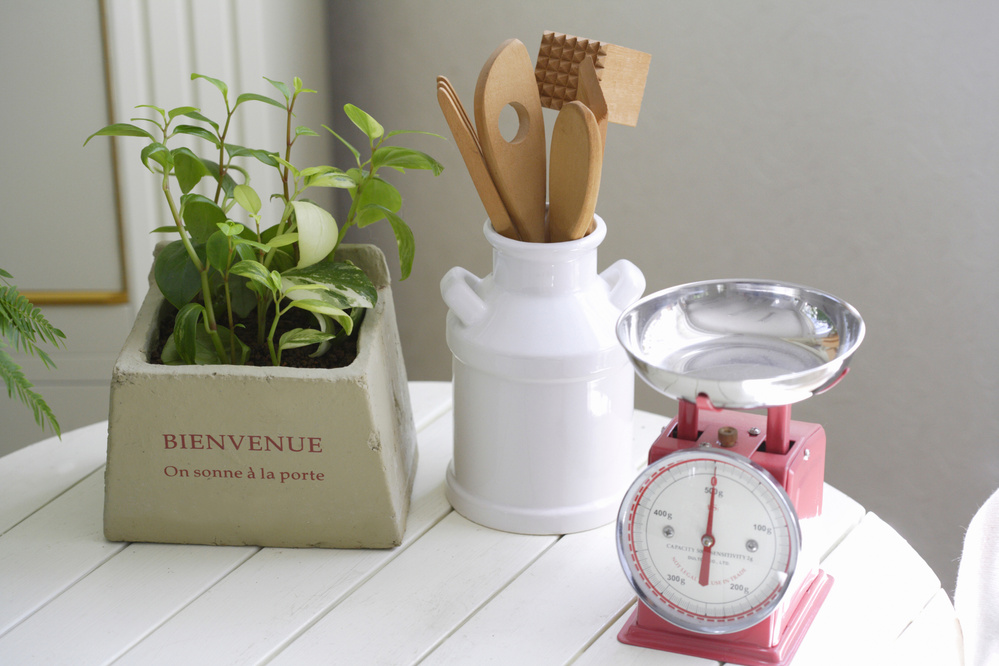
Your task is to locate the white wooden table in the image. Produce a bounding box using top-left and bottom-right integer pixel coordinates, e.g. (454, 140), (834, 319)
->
(0, 381), (963, 665)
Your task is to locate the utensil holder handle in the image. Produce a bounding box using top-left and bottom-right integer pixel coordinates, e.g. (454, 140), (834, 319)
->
(440, 267), (487, 326)
(600, 259), (646, 310)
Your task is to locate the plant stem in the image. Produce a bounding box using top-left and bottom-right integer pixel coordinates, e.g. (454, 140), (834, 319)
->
(162, 160), (229, 364)
(266, 301), (289, 366)
(213, 107), (235, 204)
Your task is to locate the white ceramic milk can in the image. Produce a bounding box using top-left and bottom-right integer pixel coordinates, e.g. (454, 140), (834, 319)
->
(441, 214), (645, 534)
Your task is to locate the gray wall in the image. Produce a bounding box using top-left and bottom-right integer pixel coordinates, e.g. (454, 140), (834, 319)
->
(328, 0), (999, 596)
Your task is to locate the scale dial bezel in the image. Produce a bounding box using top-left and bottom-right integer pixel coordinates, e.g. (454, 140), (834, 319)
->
(616, 447), (802, 635)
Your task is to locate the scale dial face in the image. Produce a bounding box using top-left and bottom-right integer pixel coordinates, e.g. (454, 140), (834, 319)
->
(617, 447), (801, 634)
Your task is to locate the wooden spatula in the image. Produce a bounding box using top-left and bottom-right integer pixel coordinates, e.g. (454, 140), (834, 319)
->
(548, 101), (602, 243)
(436, 76), (521, 240)
(475, 39), (547, 243)
(576, 56), (608, 150)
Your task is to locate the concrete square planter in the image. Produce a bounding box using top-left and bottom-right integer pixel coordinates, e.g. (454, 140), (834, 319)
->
(104, 244), (417, 548)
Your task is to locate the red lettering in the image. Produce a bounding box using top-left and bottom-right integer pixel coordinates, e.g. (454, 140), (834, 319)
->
(265, 436), (283, 452)
(309, 437), (323, 453)
(249, 435), (262, 451)
(206, 434), (224, 450)
(164, 434), (178, 449)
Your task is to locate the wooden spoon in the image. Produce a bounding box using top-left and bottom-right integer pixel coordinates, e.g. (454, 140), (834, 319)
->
(547, 101), (602, 243)
(474, 39), (547, 243)
(436, 77), (520, 239)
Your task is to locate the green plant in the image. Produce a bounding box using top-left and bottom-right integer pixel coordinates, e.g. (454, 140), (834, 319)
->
(0, 269), (65, 435)
(85, 74), (442, 366)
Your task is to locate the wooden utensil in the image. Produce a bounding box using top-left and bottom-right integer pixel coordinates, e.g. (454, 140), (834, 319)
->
(475, 38), (547, 243)
(535, 31), (651, 127)
(575, 55), (608, 150)
(547, 101), (602, 243)
(436, 77), (521, 240)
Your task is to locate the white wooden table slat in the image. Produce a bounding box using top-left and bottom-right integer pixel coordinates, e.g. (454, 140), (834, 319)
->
(0, 469), (126, 635)
(885, 588), (963, 664)
(420, 522), (635, 665)
(114, 408), (457, 666)
(0, 382), (961, 665)
(270, 512), (557, 665)
(0, 421), (108, 533)
(790, 512), (944, 663)
(0, 543), (257, 664)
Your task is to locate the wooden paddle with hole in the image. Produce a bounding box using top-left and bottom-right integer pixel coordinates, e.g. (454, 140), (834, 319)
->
(547, 101), (603, 243)
(436, 77), (521, 240)
(474, 38), (547, 243)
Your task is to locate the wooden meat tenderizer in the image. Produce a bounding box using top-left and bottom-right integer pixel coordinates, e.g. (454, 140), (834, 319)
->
(534, 31), (651, 127)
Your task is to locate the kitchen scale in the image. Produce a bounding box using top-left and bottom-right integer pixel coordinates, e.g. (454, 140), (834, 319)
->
(614, 279), (865, 666)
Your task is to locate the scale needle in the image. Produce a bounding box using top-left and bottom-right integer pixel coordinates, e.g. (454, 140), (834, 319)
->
(699, 469), (718, 586)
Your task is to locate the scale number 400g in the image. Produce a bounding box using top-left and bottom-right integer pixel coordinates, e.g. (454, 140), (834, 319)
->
(653, 510), (673, 519)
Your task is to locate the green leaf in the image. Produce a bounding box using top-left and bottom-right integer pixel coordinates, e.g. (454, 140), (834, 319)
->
(199, 158), (237, 198)
(217, 220), (245, 237)
(287, 299), (354, 335)
(173, 303), (207, 365)
(140, 142), (172, 171)
(266, 233), (299, 248)
(234, 92), (286, 110)
(153, 241), (202, 309)
(385, 129), (447, 141)
(84, 122), (155, 146)
(304, 169), (355, 190)
(173, 147), (211, 194)
(151, 226), (180, 234)
(227, 275), (258, 319)
(344, 104), (383, 141)
(192, 73), (229, 101)
(282, 259), (377, 309)
(180, 194), (227, 243)
(172, 124), (221, 147)
(371, 146), (444, 175)
(323, 125), (361, 164)
(233, 184), (261, 215)
(226, 144), (279, 167)
(230, 259), (280, 294)
(232, 237), (271, 254)
(295, 125), (320, 137)
(206, 230), (232, 273)
(384, 209), (416, 280)
(135, 104), (167, 120)
(356, 177), (402, 215)
(162, 324), (245, 365)
(263, 76), (291, 101)
(168, 105), (200, 121)
(278, 328), (335, 353)
(178, 109), (220, 132)
(291, 201), (337, 268)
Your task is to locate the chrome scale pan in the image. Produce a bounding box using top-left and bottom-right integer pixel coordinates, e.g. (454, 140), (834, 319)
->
(616, 280), (865, 409)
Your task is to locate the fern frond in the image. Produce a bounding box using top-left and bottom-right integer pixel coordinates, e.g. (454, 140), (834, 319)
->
(0, 284), (66, 359)
(0, 345), (61, 436)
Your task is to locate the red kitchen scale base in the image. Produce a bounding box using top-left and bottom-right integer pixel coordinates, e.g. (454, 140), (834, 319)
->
(618, 570), (833, 666)
(618, 400), (832, 665)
